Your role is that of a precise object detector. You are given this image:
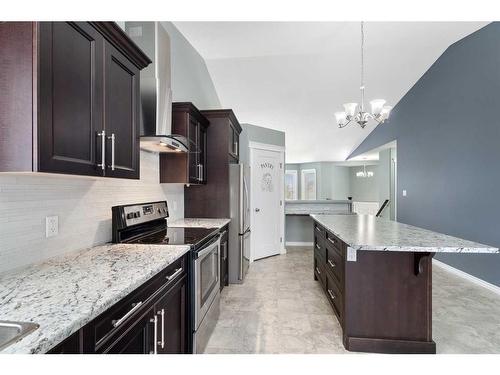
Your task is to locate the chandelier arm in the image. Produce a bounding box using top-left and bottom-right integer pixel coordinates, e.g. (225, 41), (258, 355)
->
(338, 119), (352, 128)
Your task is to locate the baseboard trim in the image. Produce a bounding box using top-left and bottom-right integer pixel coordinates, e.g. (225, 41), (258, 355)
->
(285, 241), (313, 247)
(433, 259), (500, 296)
(345, 336), (436, 354)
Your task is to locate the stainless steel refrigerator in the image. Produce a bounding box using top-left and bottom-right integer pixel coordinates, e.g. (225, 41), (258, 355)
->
(228, 163), (250, 283)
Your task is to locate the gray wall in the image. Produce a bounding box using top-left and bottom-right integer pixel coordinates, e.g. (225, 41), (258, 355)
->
(377, 148), (397, 220)
(348, 165), (379, 201)
(242, 123), (286, 147)
(349, 23), (500, 286)
(286, 216), (314, 243)
(161, 22), (221, 109)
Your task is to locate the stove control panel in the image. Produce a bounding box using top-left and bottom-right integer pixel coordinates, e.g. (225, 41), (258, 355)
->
(120, 201), (169, 227)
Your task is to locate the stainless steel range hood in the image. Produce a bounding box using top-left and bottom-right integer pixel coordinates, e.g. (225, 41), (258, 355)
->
(125, 22), (187, 153)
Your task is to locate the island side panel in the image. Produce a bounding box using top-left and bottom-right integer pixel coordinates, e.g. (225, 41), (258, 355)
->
(343, 250), (436, 354)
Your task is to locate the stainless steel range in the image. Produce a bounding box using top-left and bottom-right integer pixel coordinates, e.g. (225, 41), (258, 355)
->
(112, 201), (221, 354)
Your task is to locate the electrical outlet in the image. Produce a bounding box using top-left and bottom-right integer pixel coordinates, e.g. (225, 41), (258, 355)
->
(46, 216), (59, 238)
(402, 190), (407, 197)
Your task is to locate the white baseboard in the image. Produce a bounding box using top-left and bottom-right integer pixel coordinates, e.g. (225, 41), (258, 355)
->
(286, 241), (313, 247)
(433, 259), (500, 296)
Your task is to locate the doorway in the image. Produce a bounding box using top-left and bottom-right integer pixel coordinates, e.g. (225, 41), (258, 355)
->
(249, 142), (285, 261)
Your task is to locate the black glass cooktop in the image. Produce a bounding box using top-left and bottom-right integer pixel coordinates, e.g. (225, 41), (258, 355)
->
(129, 226), (218, 248)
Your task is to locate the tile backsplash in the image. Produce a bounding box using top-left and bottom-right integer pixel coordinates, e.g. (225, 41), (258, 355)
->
(0, 151), (184, 273)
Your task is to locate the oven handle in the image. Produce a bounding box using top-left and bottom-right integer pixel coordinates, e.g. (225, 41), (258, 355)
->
(196, 236), (221, 259)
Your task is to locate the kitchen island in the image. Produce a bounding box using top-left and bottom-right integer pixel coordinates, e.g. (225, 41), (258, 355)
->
(310, 214), (498, 354)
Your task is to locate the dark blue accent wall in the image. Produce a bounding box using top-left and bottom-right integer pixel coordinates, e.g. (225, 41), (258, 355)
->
(349, 22), (500, 286)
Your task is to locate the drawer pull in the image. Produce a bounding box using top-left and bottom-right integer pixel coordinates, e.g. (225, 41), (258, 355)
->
(315, 226), (321, 232)
(166, 267), (183, 282)
(328, 289), (336, 301)
(327, 237), (337, 245)
(112, 301), (143, 328)
(328, 259), (336, 268)
(315, 243), (320, 250)
(315, 267), (321, 275)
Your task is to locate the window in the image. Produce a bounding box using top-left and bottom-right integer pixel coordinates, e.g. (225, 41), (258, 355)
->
(301, 169), (317, 200)
(285, 170), (298, 200)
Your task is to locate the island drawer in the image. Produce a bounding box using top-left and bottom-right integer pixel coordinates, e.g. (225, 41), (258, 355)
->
(325, 270), (343, 323)
(314, 251), (326, 290)
(326, 244), (343, 285)
(314, 223), (326, 238)
(314, 233), (327, 260)
(325, 231), (343, 256)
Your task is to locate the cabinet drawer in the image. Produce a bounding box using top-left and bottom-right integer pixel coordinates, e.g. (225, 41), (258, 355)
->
(325, 231), (343, 256)
(92, 256), (186, 348)
(314, 252), (326, 290)
(325, 271), (343, 323)
(314, 234), (327, 260)
(314, 223), (326, 238)
(326, 244), (343, 285)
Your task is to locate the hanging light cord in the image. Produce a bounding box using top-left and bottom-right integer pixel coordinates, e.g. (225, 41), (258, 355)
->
(360, 21), (365, 112)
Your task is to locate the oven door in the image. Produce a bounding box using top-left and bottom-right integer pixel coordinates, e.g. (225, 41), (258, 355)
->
(194, 236), (220, 329)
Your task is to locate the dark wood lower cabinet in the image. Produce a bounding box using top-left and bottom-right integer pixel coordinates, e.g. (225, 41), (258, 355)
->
(312, 221), (436, 354)
(101, 307), (155, 354)
(47, 254), (190, 354)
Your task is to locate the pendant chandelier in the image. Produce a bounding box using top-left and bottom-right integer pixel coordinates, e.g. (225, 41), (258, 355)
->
(335, 22), (392, 129)
(356, 164), (374, 178)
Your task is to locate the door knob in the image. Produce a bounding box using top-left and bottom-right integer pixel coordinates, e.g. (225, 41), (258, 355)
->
(255, 208), (260, 212)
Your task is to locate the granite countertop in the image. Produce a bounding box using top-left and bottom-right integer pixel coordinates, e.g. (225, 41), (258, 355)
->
(311, 214), (499, 253)
(285, 200), (352, 204)
(168, 218), (230, 229)
(0, 243), (191, 354)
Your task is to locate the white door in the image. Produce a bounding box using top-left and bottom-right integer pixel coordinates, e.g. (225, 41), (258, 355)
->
(251, 148), (282, 260)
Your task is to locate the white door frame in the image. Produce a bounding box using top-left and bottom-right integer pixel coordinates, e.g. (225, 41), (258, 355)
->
(249, 141), (286, 261)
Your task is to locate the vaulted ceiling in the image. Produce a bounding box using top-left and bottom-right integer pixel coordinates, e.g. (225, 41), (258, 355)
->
(174, 22), (487, 163)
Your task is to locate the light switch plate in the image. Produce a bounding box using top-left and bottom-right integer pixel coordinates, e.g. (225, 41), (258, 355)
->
(46, 216), (59, 238)
(402, 189), (407, 197)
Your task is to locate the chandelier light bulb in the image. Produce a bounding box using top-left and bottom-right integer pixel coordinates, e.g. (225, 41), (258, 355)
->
(334, 112), (347, 126)
(343, 103), (358, 117)
(369, 99), (386, 115)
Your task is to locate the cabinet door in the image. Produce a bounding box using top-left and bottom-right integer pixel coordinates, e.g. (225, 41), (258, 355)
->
(188, 116), (200, 183)
(198, 124), (207, 183)
(102, 308), (155, 354)
(38, 22), (104, 176)
(103, 41), (140, 179)
(220, 238), (228, 290)
(154, 277), (188, 354)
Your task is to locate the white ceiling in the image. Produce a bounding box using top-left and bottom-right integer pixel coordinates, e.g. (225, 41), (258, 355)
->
(174, 22), (487, 163)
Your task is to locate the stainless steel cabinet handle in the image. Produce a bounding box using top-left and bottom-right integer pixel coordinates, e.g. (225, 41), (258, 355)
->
(315, 226), (321, 232)
(166, 267), (182, 282)
(97, 130), (106, 171)
(200, 164), (203, 181)
(112, 301), (143, 328)
(107, 133), (116, 171)
(315, 267), (321, 275)
(315, 243), (320, 250)
(150, 315), (158, 354)
(327, 237), (336, 245)
(157, 309), (165, 349)
(328, 259), (336, 268)
(328, 289), (336, 300)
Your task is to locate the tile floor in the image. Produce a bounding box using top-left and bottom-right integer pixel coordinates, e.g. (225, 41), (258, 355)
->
(204, 246), (500, 354)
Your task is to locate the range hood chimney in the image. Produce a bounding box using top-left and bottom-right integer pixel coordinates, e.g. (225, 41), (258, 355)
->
(125, 22), (187, 153)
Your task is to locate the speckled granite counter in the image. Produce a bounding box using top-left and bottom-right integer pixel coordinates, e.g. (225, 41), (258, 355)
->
(311, 214), (498, 253)
(285, 200), (352, 215)
(0, 243), (190, 354)
(168, 218), (230, 229)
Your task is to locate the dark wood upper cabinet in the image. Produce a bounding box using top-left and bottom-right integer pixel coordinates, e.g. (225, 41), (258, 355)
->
(159, 102), (209, 184)
(184, 109), (242, 218)
(0, 22), (150, 179)
(103, 41), (140, 179)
